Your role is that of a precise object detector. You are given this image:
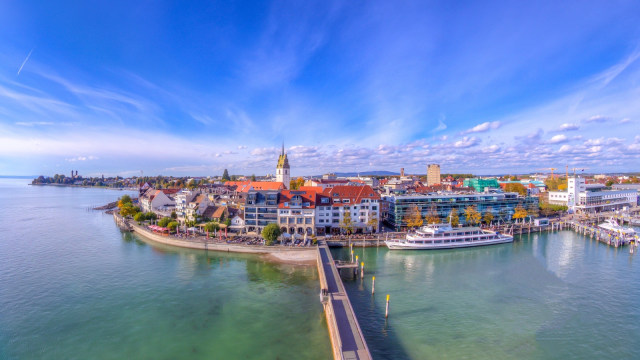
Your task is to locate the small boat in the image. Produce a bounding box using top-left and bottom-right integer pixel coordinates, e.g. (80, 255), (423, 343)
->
(598, 218), (636, 236)
(385, 223), (513, 250)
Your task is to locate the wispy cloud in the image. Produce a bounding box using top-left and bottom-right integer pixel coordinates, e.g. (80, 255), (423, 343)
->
(17, 49), (33, 76)
(463, 121), (501, 134)
(559, 123), (579, 131)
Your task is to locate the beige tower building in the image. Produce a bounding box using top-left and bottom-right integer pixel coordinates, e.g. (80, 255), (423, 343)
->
(426, 164), (440, 186)
(276, 143), (290, 189)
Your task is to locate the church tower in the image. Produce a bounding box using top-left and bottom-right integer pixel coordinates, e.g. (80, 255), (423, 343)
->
(276, 142), (290, 189)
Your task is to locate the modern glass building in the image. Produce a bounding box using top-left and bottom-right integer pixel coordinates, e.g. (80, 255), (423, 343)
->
(382, 192), (539, 230)
(463, 178), (500, 192)
(244, 190), (279, 233)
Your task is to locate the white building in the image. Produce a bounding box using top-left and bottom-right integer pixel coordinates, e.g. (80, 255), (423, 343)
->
(140, 189), (178, 216)
(175, 190), (199, 222)
(548, 176), (637, 213)
(314, 185), (381, 235)
(275, 144), (290, 189)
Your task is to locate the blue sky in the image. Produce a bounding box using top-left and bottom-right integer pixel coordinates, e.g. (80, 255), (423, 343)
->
(1, 0), (640, 177)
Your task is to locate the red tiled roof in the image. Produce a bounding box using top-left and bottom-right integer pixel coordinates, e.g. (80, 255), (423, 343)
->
(278, 190), (317, 208)
(322, 185), (380, 206)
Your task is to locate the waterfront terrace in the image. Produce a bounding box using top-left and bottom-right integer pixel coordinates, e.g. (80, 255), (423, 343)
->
(383, 192), (538, 231)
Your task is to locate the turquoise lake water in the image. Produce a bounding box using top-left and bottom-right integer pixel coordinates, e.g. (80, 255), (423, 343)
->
(2, 177), (639, 359)
(333, 229), (640, 359)
(0, 179), (332, 359)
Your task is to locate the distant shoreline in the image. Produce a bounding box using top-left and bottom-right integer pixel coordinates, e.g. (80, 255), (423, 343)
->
(29, 183), (136, 191)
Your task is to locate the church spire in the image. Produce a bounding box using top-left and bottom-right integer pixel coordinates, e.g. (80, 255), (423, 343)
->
(281, 141), (284, 156)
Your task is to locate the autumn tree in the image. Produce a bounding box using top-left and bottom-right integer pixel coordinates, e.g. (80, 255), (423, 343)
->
(512, 205), (528, 223)
(448, 208), (460, 227)
(118, 195), (132, 208)
(340, 210), (355, 235)
(405, 205), (423, 228)
(504, 183), (527, 196)
(424, 205), (440, 224)
(483, 211), (494, 225)
(464, 205), (481, 226)
(289, 177), (305, 190)
(367, 216), (379, 233)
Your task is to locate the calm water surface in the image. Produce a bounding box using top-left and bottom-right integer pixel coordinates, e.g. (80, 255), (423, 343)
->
(333, 228), (640, 359)
(0, 179), (331, 359)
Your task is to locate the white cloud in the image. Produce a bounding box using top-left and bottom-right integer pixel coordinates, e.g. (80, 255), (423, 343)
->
(559, 123), (579, 131)
(453, 136), (479, 148)
(66, 155), (98, 162)
(481, 145), (500, 153)
(432, 118), (447, 132)
(548, 134), (568, 144)
(463, 121), (501, 134)
(237, 145), (247, 149)
(620, 118), (631, 124)
(584, 115), (609, 123)
(558, 145), (572, 153)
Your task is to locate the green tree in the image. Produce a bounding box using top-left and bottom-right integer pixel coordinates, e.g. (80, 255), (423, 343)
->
(167, 221), (178, 231)
(222, 169), (230, 181)
(158, 217), (172, 227)
(448, 208), (460, 227)
(262, 223), (281, 245)
(340, 210), (355, 234)
(605, 180), (614, 187)
(405, 205), (424, 228)
(224, 219), (231, 227)
(133, 212), (144, 222)
(250, 174), (256, 181)
(464, 205), (481, 225)
(118, 195), (133, 208)
(204, 222), (220, 233)
(171, 211), (177, 219)
(120, 203), (139, 217)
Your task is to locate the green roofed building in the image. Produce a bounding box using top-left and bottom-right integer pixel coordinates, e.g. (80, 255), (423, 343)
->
(463, 178), (499, 192)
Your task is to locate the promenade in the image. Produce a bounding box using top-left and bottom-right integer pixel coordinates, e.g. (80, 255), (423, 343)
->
(317, 241), (371, 360)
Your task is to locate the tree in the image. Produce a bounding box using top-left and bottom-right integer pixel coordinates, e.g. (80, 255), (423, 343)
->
(464, 205), (481, 226)
(133, 212), (144, 222)
(504, 183), (527, 196)
(509, 175), (518, 181)
(158, 217), (172, 227)
(118, 195), (132, 208)
(367, 216), (379, 233)
(224, 219), (231, 227)
(167, 221), (178, 231)
(262, 223), (281, 245)
(204, 222), (220, 233)
(424, 205), (440, 224)
(144, 212), (157, 221)
(405, 205), (423, 228)
(448, 209), (460, 227)
(340, 210), (355, 235)
(250, 174), (256, 181)
(120, 203), (139, 217)
(512, 205), (528, 223)
(171, 211), (177, 219)
(605, 180), (614, 187)
(289, 177), (305, 190)
(222, 169), (230, 181)
(483, 211), (494, 225)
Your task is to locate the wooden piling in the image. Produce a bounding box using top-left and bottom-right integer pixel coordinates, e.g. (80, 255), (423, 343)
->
(385, 294), (390, 318)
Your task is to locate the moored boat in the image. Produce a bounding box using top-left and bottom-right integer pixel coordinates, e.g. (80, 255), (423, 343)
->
(385, 223), (513, 250)
(598, 218), (635, 236)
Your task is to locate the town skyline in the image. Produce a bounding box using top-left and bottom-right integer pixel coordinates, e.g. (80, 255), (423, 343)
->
(2, 1), (640, 176)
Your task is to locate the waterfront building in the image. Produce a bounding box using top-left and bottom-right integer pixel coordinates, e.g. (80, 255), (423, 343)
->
(463, 178), (500, 192)
(382, 192), (539, 231)
(277, 190), (316, 235)
(244, 190), (279, 234)
(427, 164), (441, 186)
(175, 190), (198, 222)
(612, 184), (640, 206)
(548, 176), (637, 213)
(315, 185), (380, 235)
(140, 189), (179, 216)
(275, 143), (290, 189)
(228, 208), (245, 232)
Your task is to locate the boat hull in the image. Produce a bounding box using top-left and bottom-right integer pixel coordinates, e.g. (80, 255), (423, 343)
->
(385, 236), (513, 250)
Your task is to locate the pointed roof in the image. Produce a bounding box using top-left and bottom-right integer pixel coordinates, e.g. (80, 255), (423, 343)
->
(277, 142), (289, 168)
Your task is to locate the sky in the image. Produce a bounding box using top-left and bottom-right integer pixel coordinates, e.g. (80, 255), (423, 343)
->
(1, 0), (640, 177)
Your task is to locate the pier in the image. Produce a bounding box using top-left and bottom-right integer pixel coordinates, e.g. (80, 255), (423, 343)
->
(317, 242), (371, 360)
(562, 220), (635, 247)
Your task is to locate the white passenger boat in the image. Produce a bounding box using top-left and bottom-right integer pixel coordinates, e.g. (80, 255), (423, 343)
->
(385, 223), (513, 250)
(598, 218), (636, 236)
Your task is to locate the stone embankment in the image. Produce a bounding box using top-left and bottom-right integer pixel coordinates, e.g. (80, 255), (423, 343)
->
(113, 212), (316, 265)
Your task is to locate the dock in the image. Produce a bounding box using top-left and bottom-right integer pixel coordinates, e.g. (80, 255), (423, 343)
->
(562, 220), (637, 247)
(317, 242), (371, 360)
